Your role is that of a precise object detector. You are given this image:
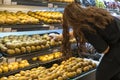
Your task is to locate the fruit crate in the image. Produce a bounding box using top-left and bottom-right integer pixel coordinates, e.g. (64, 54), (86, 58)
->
(68, 68), (96, 80)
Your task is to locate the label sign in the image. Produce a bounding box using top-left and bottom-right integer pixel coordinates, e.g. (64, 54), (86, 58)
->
(3, 28), (11, 32)
(16, 58), (22, 62)
(12, 29), (17, 32)
(7, 57), (16, 63)
(3, 0), (11, 5)
(54, 5), (58, 8)
(53, 49), (59, 52)
(49, 25), (55, 30)
(11, 1), (17, 5)
(48, 3), (53, 8)
(55, 27), (58, 29)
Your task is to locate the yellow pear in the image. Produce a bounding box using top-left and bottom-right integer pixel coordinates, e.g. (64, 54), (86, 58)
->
(3, 66), (9, 73)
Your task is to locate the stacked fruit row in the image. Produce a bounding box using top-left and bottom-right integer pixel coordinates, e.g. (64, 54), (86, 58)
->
(0, 60), (29, 74)
(27, 11), (62, 24)
(0, 57), (96, 80)
(0, 11), (39, 25)
(0, 10), (63, 25)
(0, 33), (62, 55)
(49, 0), (74, 3)
(32, 52), (62, 62)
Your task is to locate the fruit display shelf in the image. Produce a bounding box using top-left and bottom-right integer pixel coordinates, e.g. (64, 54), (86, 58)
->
(0, 56), (63, 77)
(0, 31), (76, 59)
(69, 58), (99, 80)
(30, 57), (63, 69)
(71, 68), (96, 80)
(0, 32), (61, 57)
(0, 57), (98, 80)
(12, 0), (68, 7)
(0, 63), (39, 77)
(0, 52), (64, 78)
(2, 45), (61, 59)
(29, 51), (63, 65)
(0, 23), (62, 32)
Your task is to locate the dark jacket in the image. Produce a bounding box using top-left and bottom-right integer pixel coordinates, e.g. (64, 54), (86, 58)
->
(82, 17), (120, 80)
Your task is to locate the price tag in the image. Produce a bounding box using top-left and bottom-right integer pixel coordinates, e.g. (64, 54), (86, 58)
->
(7, 57), (16, 63)
(49, 25), (55, 30)
(55, 27), (59, 29)
(3, 28), (11, 32)
(16, 58), (22, 62)
(48, 3), (53, 8)
(3, 0), (11, 5)
(11, 1), (17, 5)
(12, 29), (17, 32)
(53, 49), (59, 52)
(54, 5), (58, 8)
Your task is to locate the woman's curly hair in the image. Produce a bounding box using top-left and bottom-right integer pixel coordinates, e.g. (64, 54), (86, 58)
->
(62, 2), (113, 59)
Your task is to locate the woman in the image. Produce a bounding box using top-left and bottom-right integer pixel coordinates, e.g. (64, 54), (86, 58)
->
(62, 2), (120, 80)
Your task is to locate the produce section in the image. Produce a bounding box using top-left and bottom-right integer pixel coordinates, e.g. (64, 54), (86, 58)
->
(0, 2), (100, 80)
(0, 30), (97, 80)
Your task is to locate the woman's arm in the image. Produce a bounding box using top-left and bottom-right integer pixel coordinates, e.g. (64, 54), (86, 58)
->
(82, 29), (110, 54)
(102, 46), (110, 54)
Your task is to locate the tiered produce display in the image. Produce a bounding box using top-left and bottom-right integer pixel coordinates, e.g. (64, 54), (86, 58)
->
(0, 3), (97, 79)
(0, 57), (97, 80)
(27, 11), (62, 24)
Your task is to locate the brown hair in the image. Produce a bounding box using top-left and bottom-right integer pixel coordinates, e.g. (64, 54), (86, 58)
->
(62, 2), (113, 59)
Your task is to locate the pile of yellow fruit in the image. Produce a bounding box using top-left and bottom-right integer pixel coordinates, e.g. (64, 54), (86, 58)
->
(0, 34), (62, 55)
(0, 60), (29, 74)
(49, 0), (74, 3)
(32, 52), (63, 62)
(0, 11), (39, 25)
(0, 57), (96, 80)
(27, 11), (62, 24)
